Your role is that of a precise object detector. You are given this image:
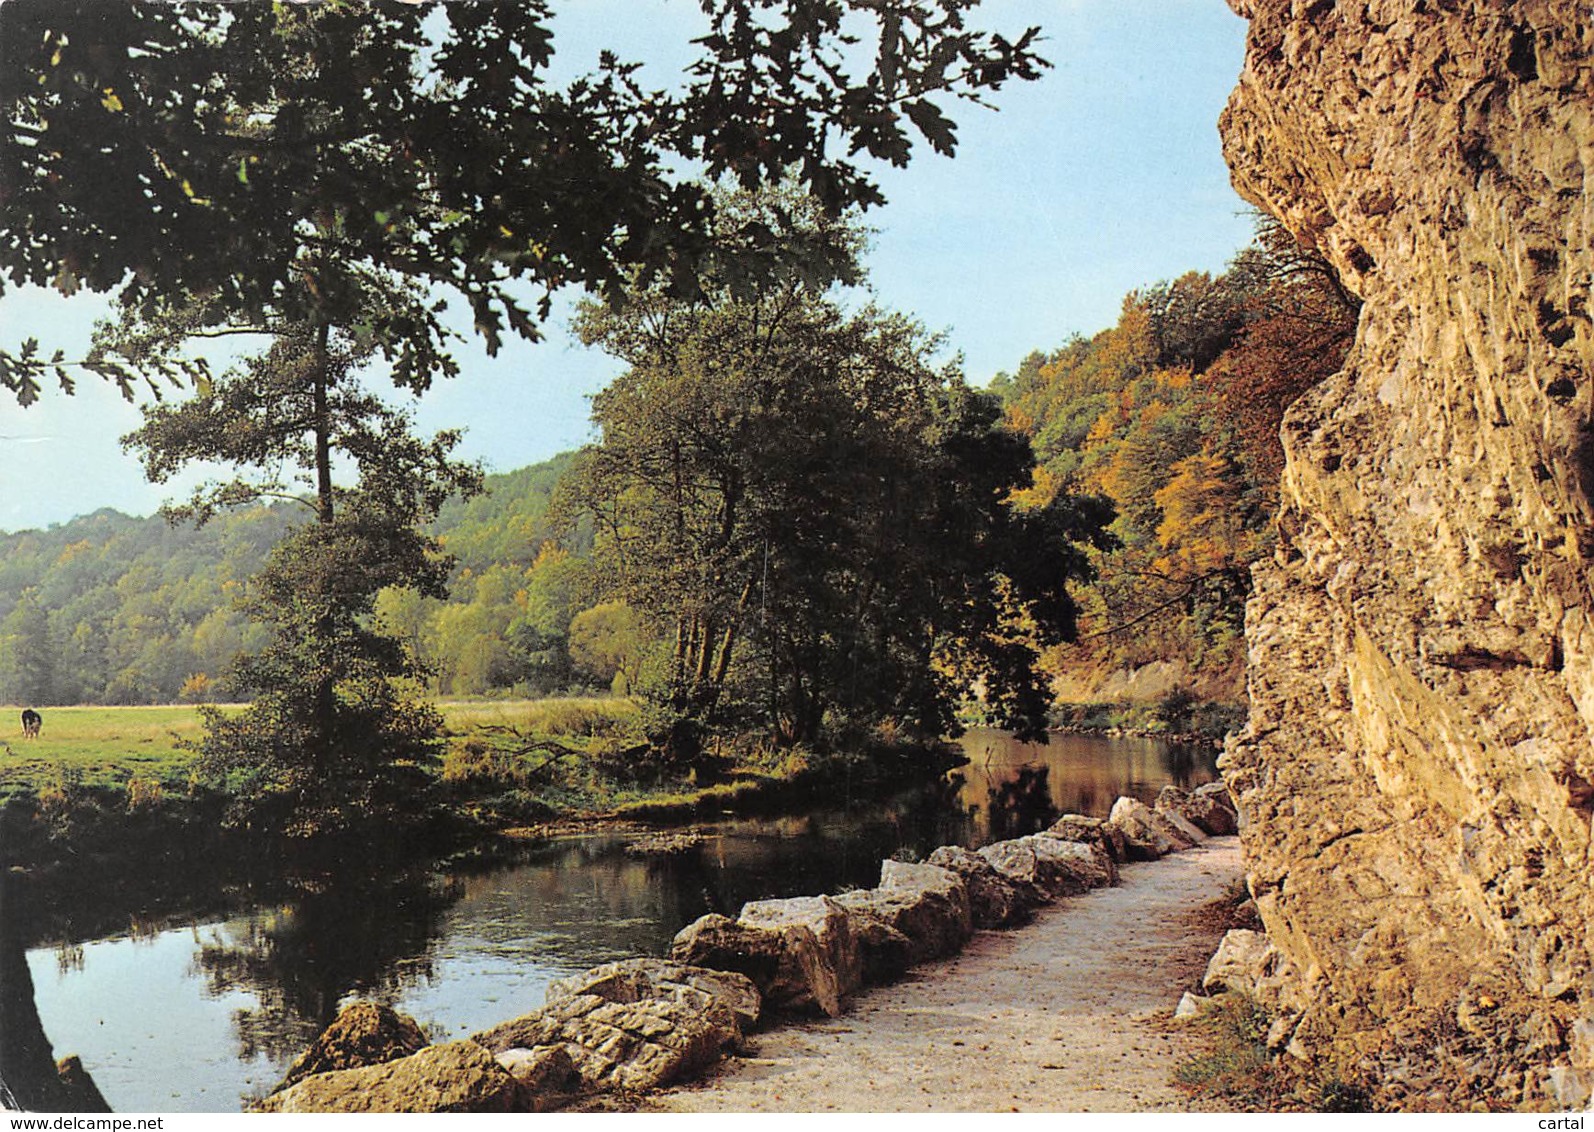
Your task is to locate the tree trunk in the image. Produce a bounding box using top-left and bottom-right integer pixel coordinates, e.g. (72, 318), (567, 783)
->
(311, 319), (335, 526)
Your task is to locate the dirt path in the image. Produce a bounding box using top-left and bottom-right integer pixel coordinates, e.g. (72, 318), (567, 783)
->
(643, 836), (1244, 1113)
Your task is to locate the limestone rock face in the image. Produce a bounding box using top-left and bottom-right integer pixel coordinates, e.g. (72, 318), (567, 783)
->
(1219, 0), (1594, 1104)
(258, 1041), (518, 1114)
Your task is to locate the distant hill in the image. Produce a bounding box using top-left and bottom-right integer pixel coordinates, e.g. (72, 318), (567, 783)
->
(0, 453), (593, 705)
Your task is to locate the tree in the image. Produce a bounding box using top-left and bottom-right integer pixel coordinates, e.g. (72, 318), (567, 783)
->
(568, 601), (648, 694)
(0, 589), (54, 706)
(0, 0), (1046, 406)
(1210, 215), (1361, 497)
(565, 191), (1108, 771)
(122, 316), (479, 835)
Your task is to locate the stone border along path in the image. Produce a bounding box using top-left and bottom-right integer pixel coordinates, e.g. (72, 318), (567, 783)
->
(641, 837), (1245, 1113)
(256, 786), (1246, 1113)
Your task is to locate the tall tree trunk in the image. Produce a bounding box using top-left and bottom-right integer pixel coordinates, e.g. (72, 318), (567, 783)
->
(308, 316), (337, 748)
(311, 318), (335, 526)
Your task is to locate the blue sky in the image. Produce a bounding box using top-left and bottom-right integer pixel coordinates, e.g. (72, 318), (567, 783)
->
(0, 0), (1252, 533)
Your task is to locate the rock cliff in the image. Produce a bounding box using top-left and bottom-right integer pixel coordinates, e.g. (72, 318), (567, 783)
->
(1218, 0), (1594, 1108)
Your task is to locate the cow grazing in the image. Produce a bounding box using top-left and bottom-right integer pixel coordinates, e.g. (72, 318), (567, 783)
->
(20, 710), (40, 739)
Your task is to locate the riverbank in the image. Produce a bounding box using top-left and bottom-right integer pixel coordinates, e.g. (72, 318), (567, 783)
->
(0, 719), (969, 947)
(638, 838), (1245, 1112)
(1048, 700), (1245, 749)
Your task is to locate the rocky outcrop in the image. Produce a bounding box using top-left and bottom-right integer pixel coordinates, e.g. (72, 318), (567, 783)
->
(1219, 0), (1594, 1107)
(258, 1041), (520, 1114)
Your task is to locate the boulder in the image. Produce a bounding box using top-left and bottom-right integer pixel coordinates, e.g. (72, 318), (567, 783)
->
(831, 861), (971, 969)
(495, 1045), (579, 1111)
(1046, 813), (1131, 864)
(880, 860), (973, 936)
(472, 992), (736, 1093)
(669, 911), (844, 1017)
(974, 839), (1057, 905)
(1030, 833), (1117, 890)
(738, 894), (862, 1003)
(545, 957), (762, 1035)
(925, 845), (1030, 927)
(1107, 796), (1196, 858)
(1160, 784), (1238, 836)
(830, 907), (915, 984)
(980, 834), (1114, 899)
(1153, 800), (1209, 846)
(1201, 928), (1287, 1009)
(273, 1001), (430, 1093)
(258, 1041), (518, 1113)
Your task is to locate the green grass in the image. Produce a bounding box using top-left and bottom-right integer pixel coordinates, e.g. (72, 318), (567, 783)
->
(0, 704), (214, 802)
(437, 696), (638, 737)
(0, 698), (641, 806)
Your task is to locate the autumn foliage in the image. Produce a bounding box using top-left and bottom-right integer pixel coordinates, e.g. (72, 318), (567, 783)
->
(994, 217), (1359, 696)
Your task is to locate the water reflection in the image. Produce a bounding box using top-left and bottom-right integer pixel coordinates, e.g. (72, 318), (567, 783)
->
(24, 729), (1217, 1112)
(190, 871), (459, 1063)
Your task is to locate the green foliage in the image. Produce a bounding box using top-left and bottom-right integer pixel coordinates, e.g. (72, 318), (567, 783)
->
(0, 459), (591, 706)
(564, 188), (1108, 771)
(1, 0), (1047, 406)
(182, 511), (454, 836)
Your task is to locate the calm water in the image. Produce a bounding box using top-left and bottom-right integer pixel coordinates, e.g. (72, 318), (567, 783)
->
(22, 730), (1215, 1112)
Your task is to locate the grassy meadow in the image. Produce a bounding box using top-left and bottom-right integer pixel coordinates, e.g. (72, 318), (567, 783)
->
(0, 704), (215, 803)
(0, 698), (640, 807)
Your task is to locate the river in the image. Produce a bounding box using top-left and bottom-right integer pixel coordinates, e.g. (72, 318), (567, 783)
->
(20, 730), (1216, 1112)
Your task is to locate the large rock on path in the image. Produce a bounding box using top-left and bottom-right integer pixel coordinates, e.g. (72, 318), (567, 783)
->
(1161, 783), (1238, 837)
(258, 1041), (518, 1113)
(833, 859), (973, 968)
(272, 1001), (429, 1094)
(1107, 796), (1197, 859)
(546, 957), (762, 1035)
(669, 907), (848, 1017)
(473, 993), (737, 1093)
(1046, 813), (1131, 864)
(925, 845), (1030, 928)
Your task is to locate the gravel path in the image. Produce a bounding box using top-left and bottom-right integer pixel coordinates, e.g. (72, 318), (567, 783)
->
(643, 836), (1244, 1113)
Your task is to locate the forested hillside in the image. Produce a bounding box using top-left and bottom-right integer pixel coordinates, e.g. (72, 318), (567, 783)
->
(994, 218), (1357, 703)
(0, 455), (594, 705)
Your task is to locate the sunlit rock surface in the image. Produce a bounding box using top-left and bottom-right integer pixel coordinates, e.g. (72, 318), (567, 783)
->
(1219, 0), (1594, 1106)
(258, 1041), (518, 1114)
